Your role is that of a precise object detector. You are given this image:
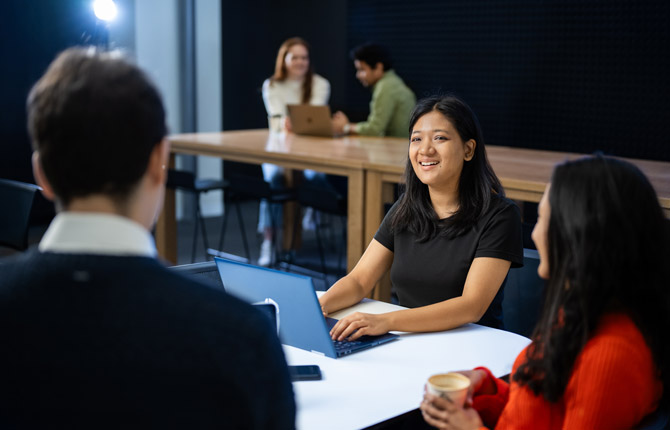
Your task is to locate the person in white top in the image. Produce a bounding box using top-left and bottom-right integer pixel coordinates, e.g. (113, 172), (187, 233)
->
(262, 37), (330, 119)
(258, 37), (331, 266)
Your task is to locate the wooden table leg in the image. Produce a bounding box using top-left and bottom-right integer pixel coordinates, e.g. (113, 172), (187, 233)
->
(346, 169), (365, 275)
(155, 153), (177, 264)
(365, 171), (400, 303)
(282, 169), (301, 251)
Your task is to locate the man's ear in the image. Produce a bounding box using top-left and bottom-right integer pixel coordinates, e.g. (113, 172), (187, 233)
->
(464, 139), (476, 161)
(147, 138), (170, 185)
(32, 151), (56, 201)
(374, 62), (385, 74)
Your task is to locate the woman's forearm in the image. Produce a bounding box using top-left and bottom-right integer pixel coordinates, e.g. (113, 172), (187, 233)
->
(319, 275), (369, 315)
(320, 239), (394, 315)
(384, 296), (485, 333)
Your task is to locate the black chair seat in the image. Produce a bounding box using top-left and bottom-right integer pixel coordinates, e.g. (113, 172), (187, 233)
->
(225, 174), (295, 202)
(194, 178), (230, 193)
(167, 169), (229, 193)
(267, 188), (296, 202)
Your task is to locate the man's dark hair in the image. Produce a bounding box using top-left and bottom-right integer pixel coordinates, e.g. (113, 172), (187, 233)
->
(27, 47), (167, 206)
(350, 43), (393, 71)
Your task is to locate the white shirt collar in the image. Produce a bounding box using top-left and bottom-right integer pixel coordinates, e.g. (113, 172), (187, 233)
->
(39, 212), (157, 257)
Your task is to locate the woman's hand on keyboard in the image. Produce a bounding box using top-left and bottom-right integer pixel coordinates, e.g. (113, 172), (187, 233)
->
(329, 312), (390, 341)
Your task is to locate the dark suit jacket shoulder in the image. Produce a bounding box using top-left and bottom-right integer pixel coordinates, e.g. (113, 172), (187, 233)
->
(0, 250), (295, 429)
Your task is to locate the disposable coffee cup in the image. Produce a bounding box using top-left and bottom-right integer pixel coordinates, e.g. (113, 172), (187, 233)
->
(427, 372), (471, 407)
(268, 115), (284, 133)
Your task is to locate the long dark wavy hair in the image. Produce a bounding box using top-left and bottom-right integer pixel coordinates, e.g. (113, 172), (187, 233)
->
(514, 156), (670, 406)
(391, 95), (503, 241)
(269, 37), (314, 104)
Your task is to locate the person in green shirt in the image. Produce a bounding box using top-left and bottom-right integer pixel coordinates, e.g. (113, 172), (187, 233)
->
(332, 43), (416, 138)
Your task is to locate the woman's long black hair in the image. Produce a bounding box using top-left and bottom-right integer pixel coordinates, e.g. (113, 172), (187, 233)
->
(391, 95), (503, 241)
(514, 156), (670, 406)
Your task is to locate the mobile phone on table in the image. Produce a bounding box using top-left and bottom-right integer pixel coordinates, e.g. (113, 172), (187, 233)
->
(289, 365), (322, 381)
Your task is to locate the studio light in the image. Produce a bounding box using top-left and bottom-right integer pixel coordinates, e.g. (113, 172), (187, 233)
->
(93, 0), (118, 22)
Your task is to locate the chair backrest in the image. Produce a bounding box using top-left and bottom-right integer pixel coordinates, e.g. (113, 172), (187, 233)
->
(502, 248), (545, 337)
(223, 160), (273, 199)
(166, 169), (196, 190)
(0, 178), (41, 251)
(637, 407), (670, 430)
(296, 182), (346, 215)
(168, 260), (224, 291)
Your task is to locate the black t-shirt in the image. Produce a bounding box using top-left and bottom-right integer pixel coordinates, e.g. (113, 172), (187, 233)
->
(374, 196), (523, 328)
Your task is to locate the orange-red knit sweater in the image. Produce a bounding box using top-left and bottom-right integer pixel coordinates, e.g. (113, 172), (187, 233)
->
(473, 313), (662, 429)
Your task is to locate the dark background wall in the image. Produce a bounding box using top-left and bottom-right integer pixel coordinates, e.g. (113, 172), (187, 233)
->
(0, 0), (99, 184)
(2, 0), (669, 197)
(347, 0), (670, 160)
(225, 0), (669, 161)
(0, 0), (102, 222)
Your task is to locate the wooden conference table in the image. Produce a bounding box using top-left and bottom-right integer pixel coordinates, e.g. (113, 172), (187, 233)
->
(157, 129), (670, 295)
(159, 129), (382, 272)
(363, 142), (670, 300)
(286, 295), (531, 429)
(363, 142), (670, 247)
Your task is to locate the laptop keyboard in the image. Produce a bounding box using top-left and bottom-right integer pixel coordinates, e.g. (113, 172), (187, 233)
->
(333, 338), (371, 356)
(326, 317), (398, 356)
(334, 339), (364, 350)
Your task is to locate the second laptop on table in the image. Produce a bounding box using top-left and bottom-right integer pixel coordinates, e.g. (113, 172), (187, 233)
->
(287, 104), (335, 138)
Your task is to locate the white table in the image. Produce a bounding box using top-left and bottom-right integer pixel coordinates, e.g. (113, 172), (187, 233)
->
(284, 296), (531, 430)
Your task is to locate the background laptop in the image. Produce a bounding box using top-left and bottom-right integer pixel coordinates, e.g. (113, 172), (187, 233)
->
(287, 104), (334, 137)
(214, 257), (398, 358)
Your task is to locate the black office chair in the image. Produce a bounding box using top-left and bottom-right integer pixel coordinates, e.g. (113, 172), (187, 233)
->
(220, 161), (295, 267)
(293, 180), (347, 279)
(0, 178), (41, 251)
(502, 248), (545, 338)
(166, 169), (233, 263)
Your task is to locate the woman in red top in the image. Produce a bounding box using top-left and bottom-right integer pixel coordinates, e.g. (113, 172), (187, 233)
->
(421, 155), (670, 429)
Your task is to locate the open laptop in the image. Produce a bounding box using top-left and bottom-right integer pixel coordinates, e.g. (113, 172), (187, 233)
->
(287, 104), (335, 137)
(214, 257), (398, 358)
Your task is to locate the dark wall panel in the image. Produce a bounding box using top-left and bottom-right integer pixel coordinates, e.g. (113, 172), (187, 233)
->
(347, 0), (670, 160)
(0, 0), (102, 223)
(1, 0), (101, 182)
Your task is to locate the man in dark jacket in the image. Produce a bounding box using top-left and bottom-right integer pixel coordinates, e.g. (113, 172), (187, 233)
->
(0, 47), (295, 429)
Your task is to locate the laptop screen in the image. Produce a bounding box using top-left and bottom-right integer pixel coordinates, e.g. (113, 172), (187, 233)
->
(215, 257), (337, 357)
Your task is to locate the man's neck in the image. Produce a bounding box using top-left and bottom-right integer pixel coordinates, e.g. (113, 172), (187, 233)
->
(66, 195), (128, 216)
(64, 194), (149, 230)
(372, 70), (392, 88)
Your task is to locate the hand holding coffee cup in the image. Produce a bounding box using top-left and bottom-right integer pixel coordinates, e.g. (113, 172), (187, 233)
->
(426, 372), (471, 407)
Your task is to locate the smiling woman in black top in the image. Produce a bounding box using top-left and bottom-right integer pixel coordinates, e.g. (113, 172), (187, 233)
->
(320, 95), (523, 340)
